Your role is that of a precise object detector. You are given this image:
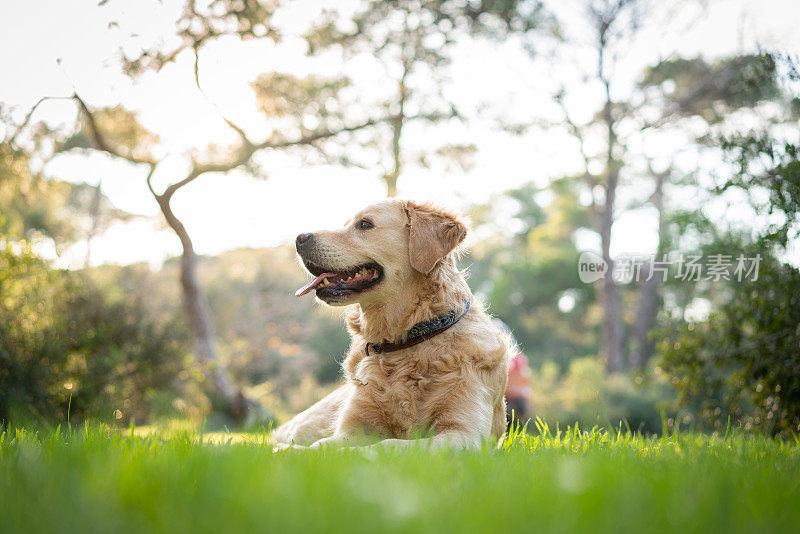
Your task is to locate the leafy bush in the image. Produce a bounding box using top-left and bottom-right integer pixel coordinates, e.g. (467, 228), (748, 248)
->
(0, 242), (186, 426)
(528, 357), (674, 434)
(658, 132), (800, 437)
(659, 255), (800, 436)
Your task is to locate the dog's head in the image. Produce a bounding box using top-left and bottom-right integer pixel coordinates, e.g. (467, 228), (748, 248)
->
(294, 199), (467, 306)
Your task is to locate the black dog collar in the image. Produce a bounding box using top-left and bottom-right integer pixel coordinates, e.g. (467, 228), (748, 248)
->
(364, 300), (471, 356)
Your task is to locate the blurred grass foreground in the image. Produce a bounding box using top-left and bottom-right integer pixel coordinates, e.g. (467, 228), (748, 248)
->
(1, 423), (799, 534)
(3, 0), (800, 436)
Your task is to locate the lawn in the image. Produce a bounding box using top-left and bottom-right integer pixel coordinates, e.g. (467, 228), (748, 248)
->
(1, 422), (799, 534)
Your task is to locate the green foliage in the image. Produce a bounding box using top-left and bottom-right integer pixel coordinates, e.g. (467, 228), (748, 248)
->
(59, 106), (158, 160)
(196, 246), (350, 389)
(305, 0), (540, 59)
(529, 358), (674, 434)
(1, 425), (799, 533)
(99, 246), (352, 398)
(306, 317), (350, 384)
(659, 133), (800, 437)
(719, 132), (800, 246)
(1, 141), (132, 250)
(468, 177), (598, 369)
(72, 246), (352, 420)
(123, 0), (281, 76)
(641, 54), (782, 123)
(658, 210), (756, 317)
(252, 73), (349, 119)
(0, 143), (74, 242)
(0, 244), (186, 426)
(659, 255), (800, 436)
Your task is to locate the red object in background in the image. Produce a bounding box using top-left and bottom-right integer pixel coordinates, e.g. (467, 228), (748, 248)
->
(492, 318), (533, 423)
(505, 351), (532, 422)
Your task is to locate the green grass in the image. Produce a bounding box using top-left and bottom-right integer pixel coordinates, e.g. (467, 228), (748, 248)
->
(1, 421), (799, 533)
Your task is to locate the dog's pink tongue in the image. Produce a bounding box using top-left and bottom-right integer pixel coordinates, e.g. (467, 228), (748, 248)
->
(295, 272), (337, 297)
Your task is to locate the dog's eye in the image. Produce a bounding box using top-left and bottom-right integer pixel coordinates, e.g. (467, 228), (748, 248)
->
(356, 218), (374, 230)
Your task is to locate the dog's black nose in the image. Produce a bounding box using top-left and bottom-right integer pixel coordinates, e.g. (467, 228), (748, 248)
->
(296, 233), (314, 250)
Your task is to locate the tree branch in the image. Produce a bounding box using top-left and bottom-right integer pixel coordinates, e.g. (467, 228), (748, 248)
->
(7, 95), (74, 148)
(145, 163), (158, 198)
(70, 88), (436, 203)
(159, 116), (386, 201)
(71, 92), (157, 166)
(554, 87), (595, 185)
(191, 46), (253, 147)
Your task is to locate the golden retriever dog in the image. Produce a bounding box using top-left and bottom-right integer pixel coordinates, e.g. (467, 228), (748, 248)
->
(271, 199), (510, 450)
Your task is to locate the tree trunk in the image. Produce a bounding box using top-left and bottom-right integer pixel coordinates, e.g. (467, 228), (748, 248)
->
(593, 15), (633, 374)
(631, 174), (666, 369)
(383, 104), (403, 197)
(631, 272), (658, 369)
(155, 194), (252, 422)
(599, 200), (625, 373)
(383, 62), (408, 198)
(598, 71), (625, 373)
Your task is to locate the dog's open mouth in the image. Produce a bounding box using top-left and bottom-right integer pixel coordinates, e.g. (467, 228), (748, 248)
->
(295, 261), (384, 298)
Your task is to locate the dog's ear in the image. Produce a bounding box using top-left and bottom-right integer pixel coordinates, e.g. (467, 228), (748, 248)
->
(404, 201), (467, 274)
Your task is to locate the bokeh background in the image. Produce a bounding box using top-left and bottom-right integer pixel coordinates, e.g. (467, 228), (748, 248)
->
(2, 0), (798, 436)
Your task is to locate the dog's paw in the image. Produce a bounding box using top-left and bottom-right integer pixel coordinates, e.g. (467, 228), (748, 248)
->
(309, 436), (343, 449)
(272, 442), (307, 453)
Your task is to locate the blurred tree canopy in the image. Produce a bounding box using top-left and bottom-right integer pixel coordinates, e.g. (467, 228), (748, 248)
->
(468, 177), (598, 369)
(122, 0), (281, 77)
(0, 143), (73, 242)
(0, 137), (186, 426)
(640, 54), (783, 124)
(304, 0), (543, 195)
(659, 129), (800, 437)
(0, 242), (187, 427)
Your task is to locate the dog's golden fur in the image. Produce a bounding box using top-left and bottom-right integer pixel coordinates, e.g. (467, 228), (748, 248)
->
(271, 199), (510, 449)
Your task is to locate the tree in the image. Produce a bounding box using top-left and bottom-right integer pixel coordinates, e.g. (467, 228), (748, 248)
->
(0, 240), (187, 426)
(481, 0), (656, 372)
(628, 170), (665, 369)
(500, 0), (788, 372)
(304, 0), (542, 196)
(0, 127), (184, 426)
(627, 53), (786, 368)
(468, 177), (599, 369)
(12, 0), (393, 423)
(658, 55), (800, 435)
(0, 141), (73, 242)
(547, 0), (647, 373)
(1, 115), (131, 255)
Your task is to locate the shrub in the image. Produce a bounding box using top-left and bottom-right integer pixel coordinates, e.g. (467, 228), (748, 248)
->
(659, 255), (800, 436)
(0, 242), (186, 426)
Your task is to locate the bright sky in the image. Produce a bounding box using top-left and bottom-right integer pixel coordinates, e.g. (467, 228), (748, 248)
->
(2, 0), (799, 268)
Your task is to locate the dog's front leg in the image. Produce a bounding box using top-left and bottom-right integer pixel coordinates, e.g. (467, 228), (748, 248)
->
(308, 433), (355, 448)
(369, 387), (495, 451)
(270, 384), (354, 448)
(308, 409), (370, 448)
(369, 431), (484, 451)
(307, 388), (378, 448)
